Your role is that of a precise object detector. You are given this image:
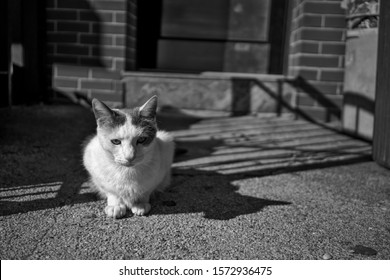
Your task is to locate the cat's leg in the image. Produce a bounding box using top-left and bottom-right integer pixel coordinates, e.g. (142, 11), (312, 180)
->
(130, 193), (151, 216)
(105, 193), (127, 219)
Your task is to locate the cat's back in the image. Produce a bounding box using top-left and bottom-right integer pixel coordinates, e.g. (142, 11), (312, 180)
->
(156, 130), (174, 143)
(155, 130), (175, 162)
(82, 134), (101, 170)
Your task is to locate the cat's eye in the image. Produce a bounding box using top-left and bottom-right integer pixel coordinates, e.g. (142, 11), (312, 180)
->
(137, 137), (147, 144)
(111, 139), (121, 145)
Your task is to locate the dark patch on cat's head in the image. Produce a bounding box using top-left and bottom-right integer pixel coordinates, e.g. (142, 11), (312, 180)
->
(92, 98), (126, 128)
(123, 96), (159, 145)
(130, 108), (157, 146)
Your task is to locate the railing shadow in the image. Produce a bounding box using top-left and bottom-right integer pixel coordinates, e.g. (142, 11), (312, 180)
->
(230, 76), (371, 144)
(0, 104), (98, 216)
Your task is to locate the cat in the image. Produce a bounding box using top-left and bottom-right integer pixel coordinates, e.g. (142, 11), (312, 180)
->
(83, 96), (175, 219)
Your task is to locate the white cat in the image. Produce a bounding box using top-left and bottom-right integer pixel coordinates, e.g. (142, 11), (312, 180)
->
(83, 96), (174, 219)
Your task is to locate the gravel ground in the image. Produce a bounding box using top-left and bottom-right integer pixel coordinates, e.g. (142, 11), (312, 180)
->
(1, 104), (389, 259)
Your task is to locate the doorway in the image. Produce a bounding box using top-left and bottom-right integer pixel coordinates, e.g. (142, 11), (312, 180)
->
(0, 0), (47, 106)
(136, 0), (289, 74)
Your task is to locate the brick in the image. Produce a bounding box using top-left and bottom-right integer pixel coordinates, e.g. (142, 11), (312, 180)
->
(94, 46), (125, 58)
(80, 57), (113, 68)
(53, 77), (79, 88)
(91, 1), (127, 11)
(298, 15), (322, 27)
(47, 32), (78, 44)
(91, 68), (121, 79)
(297, 54), (339, 68)
(79, 11), (97, 22)
(115, 12), (126, 23)
(321, 43), (345, 55)
(81, 80), (113, 90)
(47, 10), (78, 20)
(114, 58), (125, 71)
(303, 2), (345, 15)
(47, 54), (78, 64)
(324, 16), (346, 28)
(57, 65), (89, 77)
(292, 41), (319, 54)
(115, 36), (126, 46)
(309, 82), (340, 95)
(298, 28), (344, 42)
(83, 11), (115, 22)
(58, 22), (90, 32)
(91, 91), (123, 102)
(80, 34), (113, 45)
(320, 70), (345, 82)
(57, 44), (89, 56)
(296, 68), (319, 80)
(57, 0), (90, 9)
(96, 23), (126, 35)
(100, 12), (116, 22)
(47, 22), (56, 32)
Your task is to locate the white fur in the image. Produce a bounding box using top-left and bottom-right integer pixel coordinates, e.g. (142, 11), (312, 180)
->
(83, 130), (174, 218)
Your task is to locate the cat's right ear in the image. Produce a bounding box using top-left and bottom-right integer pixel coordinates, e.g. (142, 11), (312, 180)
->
(92, 98), (114, 123)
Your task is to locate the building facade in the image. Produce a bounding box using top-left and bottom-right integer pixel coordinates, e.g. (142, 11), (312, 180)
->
(2, 0), (352, 122)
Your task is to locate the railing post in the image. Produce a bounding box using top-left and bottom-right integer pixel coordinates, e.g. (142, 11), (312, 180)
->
(276, 79), (283, 117)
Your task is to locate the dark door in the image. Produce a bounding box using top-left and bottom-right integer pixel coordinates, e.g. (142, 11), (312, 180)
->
(136, 0), (288, 74)
(0, 0), (10, 107)
(7, 0), (47, 105)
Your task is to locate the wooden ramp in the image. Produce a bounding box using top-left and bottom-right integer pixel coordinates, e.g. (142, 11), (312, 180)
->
(171, 114), (372, 176)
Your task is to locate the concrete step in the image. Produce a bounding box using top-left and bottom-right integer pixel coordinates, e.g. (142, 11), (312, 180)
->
(123, 72), (295, 114)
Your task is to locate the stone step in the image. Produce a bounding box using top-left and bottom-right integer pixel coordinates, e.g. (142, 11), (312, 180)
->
(123, 72), (295, 114)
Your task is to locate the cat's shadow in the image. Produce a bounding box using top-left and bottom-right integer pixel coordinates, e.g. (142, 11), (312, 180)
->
(149, 169), (290, 220)
(151, 110), (291, 220)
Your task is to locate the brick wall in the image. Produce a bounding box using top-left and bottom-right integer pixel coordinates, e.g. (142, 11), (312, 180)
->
(46, 0), (137, 107)
(288, 0), (346, 121)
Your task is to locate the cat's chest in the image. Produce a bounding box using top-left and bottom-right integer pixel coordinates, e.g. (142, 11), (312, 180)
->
(101, 162), (157, 188)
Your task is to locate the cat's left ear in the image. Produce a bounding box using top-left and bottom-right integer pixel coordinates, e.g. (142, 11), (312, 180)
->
(139, 95), (158, 119)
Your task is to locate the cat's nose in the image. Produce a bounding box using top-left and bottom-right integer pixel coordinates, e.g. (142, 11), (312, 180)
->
(124, 151), (136, 162)
(125, 155), (135, 163)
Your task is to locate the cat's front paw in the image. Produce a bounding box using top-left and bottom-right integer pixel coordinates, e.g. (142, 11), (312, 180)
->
(131, 203), (151, 216)
(105, 204), (127, 219)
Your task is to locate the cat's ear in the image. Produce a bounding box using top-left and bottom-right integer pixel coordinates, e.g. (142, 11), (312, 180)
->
(139, 95), (158, 119)
(92, 98), (114, 121)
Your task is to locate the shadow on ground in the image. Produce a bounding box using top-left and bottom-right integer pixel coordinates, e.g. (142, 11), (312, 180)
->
(0, 104), (97, 216)
(0, 103), (372, 219)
